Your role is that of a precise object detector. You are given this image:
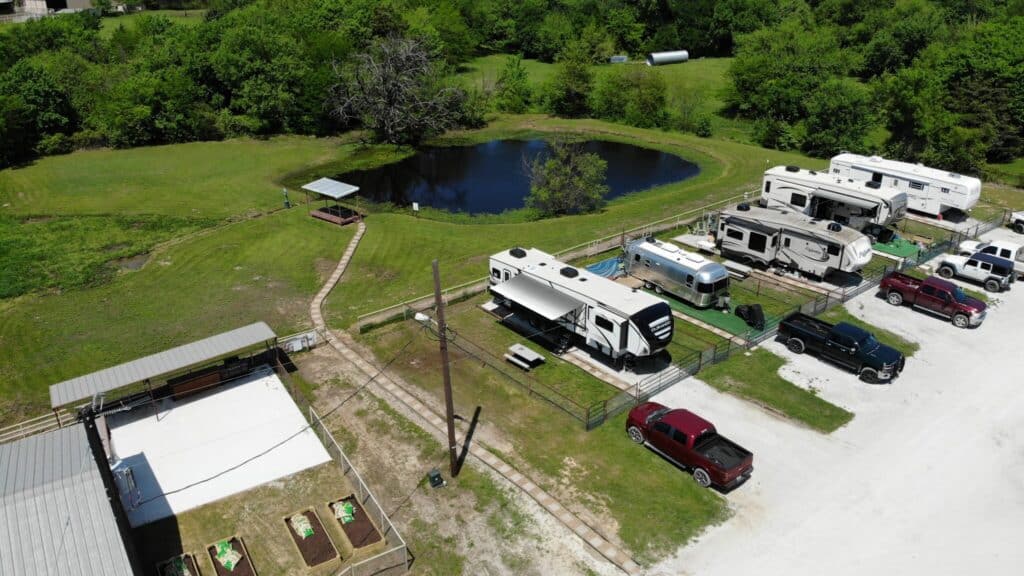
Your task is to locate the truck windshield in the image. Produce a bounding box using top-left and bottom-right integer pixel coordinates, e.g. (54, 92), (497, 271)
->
(859, 334), (879, 350)
(952, 287), (968, 303)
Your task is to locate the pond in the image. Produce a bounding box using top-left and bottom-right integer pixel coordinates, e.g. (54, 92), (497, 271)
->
(336, 140), (699, 215)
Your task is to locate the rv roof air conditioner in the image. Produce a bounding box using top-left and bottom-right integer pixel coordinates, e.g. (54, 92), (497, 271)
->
(827, 222), (843, 232)
(785, 165), (800, 172)
(560, 266), (579, 278)
(509, 247), (527, 258)
(737, 202), (751, 211)
(865, 181), (881, 189)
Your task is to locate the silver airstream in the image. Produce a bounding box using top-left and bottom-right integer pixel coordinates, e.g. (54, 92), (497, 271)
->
(624, 238), (730, 308)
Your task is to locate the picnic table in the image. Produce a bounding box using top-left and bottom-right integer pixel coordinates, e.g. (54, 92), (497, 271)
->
(505, 344), (546, 370)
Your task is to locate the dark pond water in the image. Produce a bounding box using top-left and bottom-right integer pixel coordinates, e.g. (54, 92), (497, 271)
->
(336, 140), (699, 215)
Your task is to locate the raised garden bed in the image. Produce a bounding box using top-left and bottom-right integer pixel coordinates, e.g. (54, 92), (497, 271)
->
(206, 537), (256, 576)
(156, 553), (201, 576)
(284, 509), (339, 568)
(329, 496), (382, 550)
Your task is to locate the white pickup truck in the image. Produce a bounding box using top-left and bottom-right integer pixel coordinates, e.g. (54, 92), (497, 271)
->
(958, 239), (1024, 279)
(937, 252), (1015, 292)
(1011, 211), (1024, 235)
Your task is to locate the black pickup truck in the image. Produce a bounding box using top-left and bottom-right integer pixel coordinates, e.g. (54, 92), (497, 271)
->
(778, 312), (905, 383)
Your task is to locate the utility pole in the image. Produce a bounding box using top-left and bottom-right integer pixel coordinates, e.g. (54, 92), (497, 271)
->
(432, 259), (459, 477)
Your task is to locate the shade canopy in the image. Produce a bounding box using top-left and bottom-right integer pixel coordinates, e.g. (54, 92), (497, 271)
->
(50, 322), (277, 408)
(301, 177), (360, 200)
(491, 274), (583, 321)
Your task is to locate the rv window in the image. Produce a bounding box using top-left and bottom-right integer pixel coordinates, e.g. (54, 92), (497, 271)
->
(772, 235), (778, 247)
(595, 316), (614, 332)
(764, 181), (771, 194)
(832, 168), (840, 174)
(491, 268), (501, 279)
(790, 193), (807, 208)
(726, 229), (744, 240)
(748, 232), (767, 252)
(827, 244), (840, 256)
(634, 254), (641, 262)
(714, 278), (728, 291)
(910, 181), (924, 190)
(697, 283), (712, 293)
(941, 187), (950, 194)
(503, 270), (511, 281)
(685, 274), (694, 287)
(784, 237), (791, 248)
(871, 172), (882, 184)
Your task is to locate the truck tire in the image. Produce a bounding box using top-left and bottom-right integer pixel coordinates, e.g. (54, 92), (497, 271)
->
(627, 426), (645, 444)
(1015, 221), (1024, 234)
(886, 291), (904, 306)
(654, 285), (663, 294)
(984, 279), (1001, 293)
(937, 266), (955, 279)
(860, 367), (880, 384)
(952, 313), (970, 328)
(644, 281), (653, 290)
(786, 337), (805, 354)
(693, 468), (712, 488)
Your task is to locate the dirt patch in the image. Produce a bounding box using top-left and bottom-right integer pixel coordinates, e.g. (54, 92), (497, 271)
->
(109, 252), (150, 271)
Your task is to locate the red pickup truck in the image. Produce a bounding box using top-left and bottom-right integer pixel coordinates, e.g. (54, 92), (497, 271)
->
(626, 402), (753, 489)
(879, 272), (987, 328)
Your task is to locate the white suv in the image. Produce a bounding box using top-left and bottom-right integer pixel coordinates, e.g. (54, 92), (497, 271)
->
(938, 253), (1014, 292)
(958, 239), (1024, 278)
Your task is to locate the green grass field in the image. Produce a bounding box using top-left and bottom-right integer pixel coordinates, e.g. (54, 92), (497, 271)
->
(698, 348), (854, 433)
(99, 9), (207, 37)
(358, 301), (729, 564)
(0, 208), (353, 423)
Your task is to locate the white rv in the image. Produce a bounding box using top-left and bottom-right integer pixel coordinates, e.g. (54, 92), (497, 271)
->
(717, 203), (874, 278)
(489, 248), (674, 365)
(761, 165), (908, 230)
(829, 153), (981, 216)
(623, 238), (730, 308)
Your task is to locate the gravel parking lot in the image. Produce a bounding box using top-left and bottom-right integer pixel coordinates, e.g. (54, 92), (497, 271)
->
(647, 229), (1024, 576)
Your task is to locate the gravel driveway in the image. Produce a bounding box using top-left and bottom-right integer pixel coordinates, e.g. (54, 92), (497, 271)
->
(647, 237), (1024, 576)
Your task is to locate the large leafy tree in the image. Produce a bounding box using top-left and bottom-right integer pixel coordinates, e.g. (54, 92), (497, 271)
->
(800, 78), (873, 157)
(543, 41), (593, 118)
(526, 141), (608, 217)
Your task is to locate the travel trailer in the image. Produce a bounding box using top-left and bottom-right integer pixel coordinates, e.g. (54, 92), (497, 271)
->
(761, 165), (908, 230)
(717, 203), (874, 277)
(489, 248), (674, 366)
(829, 153), (980, 216)
(623, 238), (730, 308)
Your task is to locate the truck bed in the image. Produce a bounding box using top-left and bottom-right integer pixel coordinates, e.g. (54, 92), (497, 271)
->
(781, 312), (832, 339)
(883, 271), (923, 290)
(695, 435), (752, 471)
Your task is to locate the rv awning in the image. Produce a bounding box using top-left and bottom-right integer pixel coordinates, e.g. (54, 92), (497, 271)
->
(301, 178), (359, 200)
(492, 275), (582, 321)
(814, 188), (878, 210)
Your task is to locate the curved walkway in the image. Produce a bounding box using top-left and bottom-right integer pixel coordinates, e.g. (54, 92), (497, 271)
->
(308, 221), (642, 575)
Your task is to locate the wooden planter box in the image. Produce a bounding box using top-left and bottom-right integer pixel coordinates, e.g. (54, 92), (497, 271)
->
(206, 536), (256, 576)
(328, 496), (383, 551)
(156, 553), (201, 576)
(283, 508), (340, 568)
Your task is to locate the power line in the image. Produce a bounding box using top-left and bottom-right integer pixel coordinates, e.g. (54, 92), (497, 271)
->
(132, 337), (416, 508)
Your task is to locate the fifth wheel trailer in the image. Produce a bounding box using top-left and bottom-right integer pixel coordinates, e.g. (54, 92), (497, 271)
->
(489, 248), (673, 366)
(761, 165), (908, 231)
(717, 203), (874, 278)
(623, 238), (730, 308)
(829, 153), (981, 216)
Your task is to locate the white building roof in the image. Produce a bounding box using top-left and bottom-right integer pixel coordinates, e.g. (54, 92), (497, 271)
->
(301, 178), (360, 200)
(0, 425), (134, 576)
(492, 248), (665, 316)
(50, 322), (277, 408)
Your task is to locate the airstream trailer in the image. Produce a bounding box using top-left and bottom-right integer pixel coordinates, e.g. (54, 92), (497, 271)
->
(623, 238), (730, 308)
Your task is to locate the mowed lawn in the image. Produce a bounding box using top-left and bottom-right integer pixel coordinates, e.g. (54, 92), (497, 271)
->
(99, 10), (207, 37)
(0, 208), (353, 422)
(0, 136), (345, 219)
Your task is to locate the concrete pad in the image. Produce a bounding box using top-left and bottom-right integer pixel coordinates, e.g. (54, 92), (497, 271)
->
(108, 367), (331, 527)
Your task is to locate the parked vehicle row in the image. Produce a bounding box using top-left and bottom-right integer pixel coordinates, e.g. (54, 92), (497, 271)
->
(880, 272), (987, 328)
(778, 313), (905, 383)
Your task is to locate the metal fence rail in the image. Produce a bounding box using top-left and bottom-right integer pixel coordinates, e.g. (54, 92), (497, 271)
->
(309, 407), (411, 576)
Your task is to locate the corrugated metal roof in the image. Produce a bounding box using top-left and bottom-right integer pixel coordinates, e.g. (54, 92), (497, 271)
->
(50, 322), (277, 408)
(0, 425), (133, 576)
(301, 177), (360, 200)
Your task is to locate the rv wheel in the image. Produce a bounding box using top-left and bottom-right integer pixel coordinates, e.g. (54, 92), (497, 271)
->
(644, 281), (653, 290)
(654, 285), (663, 294)
(623, 354), (637, 371)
